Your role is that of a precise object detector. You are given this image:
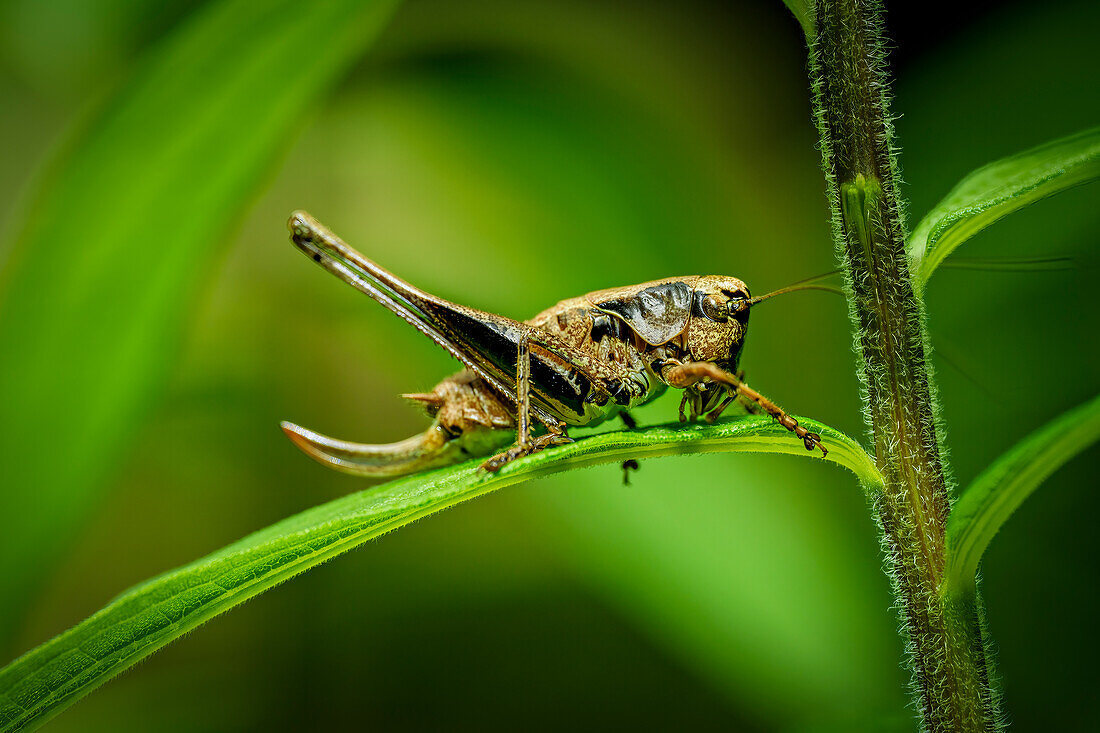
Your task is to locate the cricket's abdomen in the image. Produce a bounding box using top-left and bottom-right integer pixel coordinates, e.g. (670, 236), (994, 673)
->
(403, 370), (514, 436)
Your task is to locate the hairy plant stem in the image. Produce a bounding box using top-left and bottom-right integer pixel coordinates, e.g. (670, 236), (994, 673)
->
(807, 1), (999, 729)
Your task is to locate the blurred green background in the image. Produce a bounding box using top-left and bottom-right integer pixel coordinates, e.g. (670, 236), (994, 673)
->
(0, 0), (1096, 730)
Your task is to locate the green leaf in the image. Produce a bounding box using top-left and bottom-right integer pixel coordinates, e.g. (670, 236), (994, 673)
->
(945, 394), (1100, 594)
(907, 126), (1100, 284)
(0, 417), (875, 732)
(0, 0), (399, 643)
(780, 0), (815, 39)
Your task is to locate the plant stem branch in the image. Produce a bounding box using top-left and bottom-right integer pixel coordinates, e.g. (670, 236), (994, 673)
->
(807, 1), (999, 729)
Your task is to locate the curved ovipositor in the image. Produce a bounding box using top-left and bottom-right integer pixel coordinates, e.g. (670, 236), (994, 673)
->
(280, 420), (512, 477)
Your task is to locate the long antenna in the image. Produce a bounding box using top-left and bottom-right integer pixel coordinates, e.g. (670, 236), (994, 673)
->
(728, 270), (845, 315)
(750, 253), (1079, 302)
(746, 282), (845, 306)
(730, 253), (1079, 315)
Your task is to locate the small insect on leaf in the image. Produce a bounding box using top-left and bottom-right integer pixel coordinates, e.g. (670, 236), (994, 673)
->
(621, 458), (640, 485)
(282, 213), (834, 475)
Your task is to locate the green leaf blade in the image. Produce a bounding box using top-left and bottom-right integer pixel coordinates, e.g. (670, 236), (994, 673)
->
(0, 0), (399, 643)
(945, 394), (1100, 594)
(0, 417), (875, 732)
(779, 0), (815, 39)
(908, 126), (1100, 284)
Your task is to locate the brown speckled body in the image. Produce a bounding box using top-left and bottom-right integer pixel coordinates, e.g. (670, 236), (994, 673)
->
(414, 275), (754, 439)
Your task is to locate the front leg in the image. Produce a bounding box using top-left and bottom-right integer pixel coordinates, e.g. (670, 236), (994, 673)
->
(678, 389), (701, 423)
(664, 362), (827, 456)
(481, 335), (571, 472)
(703, 392), (737, 424)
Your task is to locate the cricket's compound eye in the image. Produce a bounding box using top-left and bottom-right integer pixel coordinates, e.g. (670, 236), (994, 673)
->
(723, 289), (750, 324)
(700, 294), (728, 322)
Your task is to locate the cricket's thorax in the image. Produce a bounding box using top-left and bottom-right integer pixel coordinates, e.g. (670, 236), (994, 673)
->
(527, 296), (665, 413)
(412, 275), (754, 435)
(413, 298), (667, 437)
(530, 274), (750, 376)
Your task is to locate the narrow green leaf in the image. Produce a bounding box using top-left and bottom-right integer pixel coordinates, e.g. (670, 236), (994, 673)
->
(0, 417), (875, 732)
(0, 0), (398, 642)
(945, 394), (1100, 594)
(780, 0), (815, 39)
(908, 126), (1100, 284)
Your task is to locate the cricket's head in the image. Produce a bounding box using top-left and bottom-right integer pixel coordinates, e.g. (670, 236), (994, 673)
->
(686, 274), (844, 367)
(686, 276), (752, 368)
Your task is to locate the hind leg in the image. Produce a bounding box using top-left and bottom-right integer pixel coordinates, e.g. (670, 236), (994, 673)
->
(481, 335), (571, 472)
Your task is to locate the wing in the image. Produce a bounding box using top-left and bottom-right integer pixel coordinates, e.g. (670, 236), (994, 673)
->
(288, 212), (615, 426)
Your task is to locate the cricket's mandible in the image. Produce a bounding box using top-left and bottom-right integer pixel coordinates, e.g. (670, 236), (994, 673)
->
(281, 211), (826, 476)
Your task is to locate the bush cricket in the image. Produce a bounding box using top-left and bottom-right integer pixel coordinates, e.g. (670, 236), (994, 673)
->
(281, 211), (827, 476)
